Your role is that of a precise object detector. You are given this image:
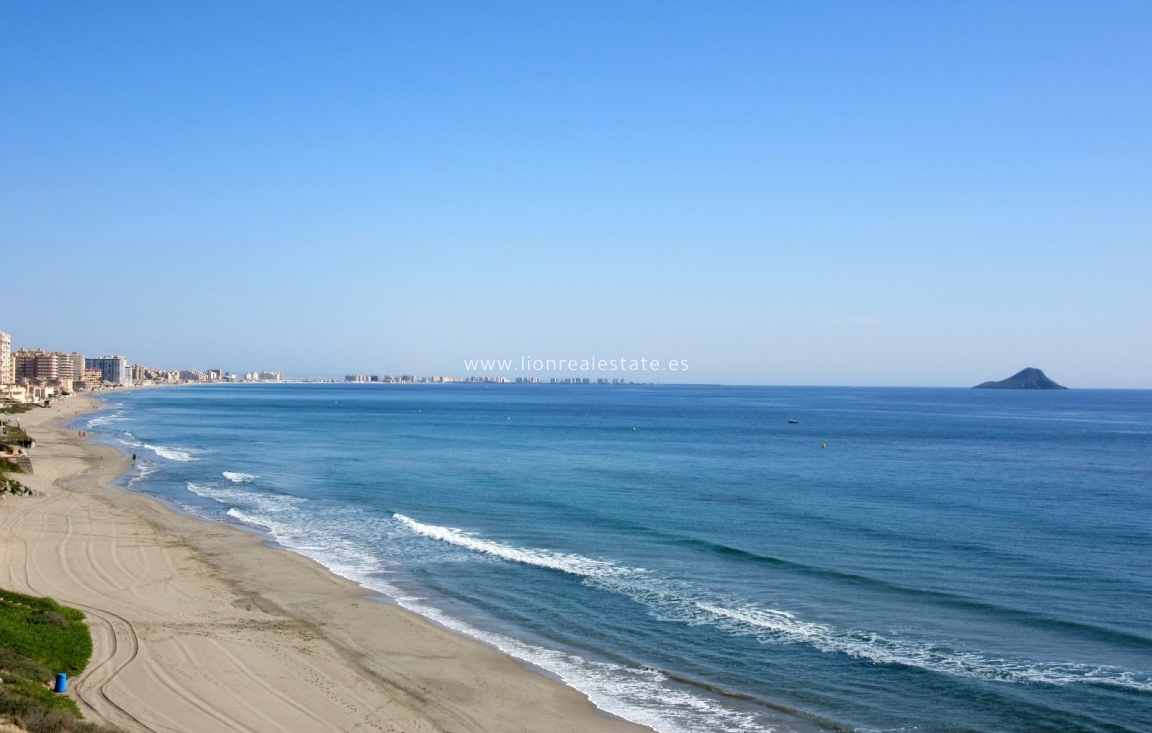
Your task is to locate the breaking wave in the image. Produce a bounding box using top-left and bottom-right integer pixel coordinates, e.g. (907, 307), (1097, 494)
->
(115, 435), (201, 462)
(218, 508), (785, 732)
(393, 514), (1152, 694)
(186, 482), (306, 515)
(393, 514), (636, 578)
(85, 411), (125, 428)
(145, 443), (199, 461)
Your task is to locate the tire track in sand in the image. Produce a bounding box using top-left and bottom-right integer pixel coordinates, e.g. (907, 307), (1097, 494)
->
(67, 602), (155, 733)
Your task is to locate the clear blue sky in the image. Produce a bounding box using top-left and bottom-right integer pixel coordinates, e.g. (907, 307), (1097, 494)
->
(2, 2), (1149, 386)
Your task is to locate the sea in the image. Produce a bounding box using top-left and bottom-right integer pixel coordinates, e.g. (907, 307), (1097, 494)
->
(78, 384), (1152, 733)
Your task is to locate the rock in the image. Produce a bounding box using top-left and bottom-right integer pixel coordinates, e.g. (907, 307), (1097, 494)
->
(974, 368), (1067, 390)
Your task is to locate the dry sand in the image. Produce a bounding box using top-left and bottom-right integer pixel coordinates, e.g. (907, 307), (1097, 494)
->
(0, 395), (652, 733)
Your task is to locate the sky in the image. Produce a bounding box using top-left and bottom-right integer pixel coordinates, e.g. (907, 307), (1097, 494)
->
(1, 1), (1149, 387)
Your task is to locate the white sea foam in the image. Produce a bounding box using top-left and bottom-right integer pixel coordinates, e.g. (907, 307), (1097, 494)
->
(166, 482), (1152, 730)
(125, 461), (159, 490)
(226, 507), (273, 530)
(214, 502), (1152, 728)
(222, 509), (780, 733)
(690, 603), (1152, 692)
(394, 514), (1152, 695)
(393, 514), (638, 578)
(86, 412), (125, 428)
(374, 583), (776, 733)
(186, 483), (306, 516)
(223, 472), (257, 483)
(145, 443), (199, 461)
(115, 436), (201, 462)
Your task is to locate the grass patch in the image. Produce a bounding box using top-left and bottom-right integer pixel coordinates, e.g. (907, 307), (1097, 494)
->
(0, 590), (91, 675)
(0, 589), (118, 732)
(0, 404), (33, 415)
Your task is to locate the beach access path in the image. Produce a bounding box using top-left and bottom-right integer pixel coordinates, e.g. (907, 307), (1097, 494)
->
(0, 395), (650, 733)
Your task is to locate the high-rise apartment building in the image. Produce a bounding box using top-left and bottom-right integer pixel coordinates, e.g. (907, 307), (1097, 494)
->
(67, 352), (84, 383)
(51, 351), (84, 383)
(15, 349), (58, 381)
(7, 347), (86, 390)
(0, 330), (11, 385)
(85, 356), (130, 386)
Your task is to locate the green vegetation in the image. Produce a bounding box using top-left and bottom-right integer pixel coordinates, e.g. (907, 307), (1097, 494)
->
(0, 423), (30, 452)
(0, 404), (34, 415)
(0, 590), (91, 674)
(1, 425), (33, 496)
(0, 589), (118, 732)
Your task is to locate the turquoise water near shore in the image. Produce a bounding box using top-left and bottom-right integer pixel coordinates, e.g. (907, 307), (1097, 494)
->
(83, 385), (1152, 732)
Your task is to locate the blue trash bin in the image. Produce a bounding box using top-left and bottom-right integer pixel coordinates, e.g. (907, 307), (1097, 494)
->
(54, 673), (68, 692)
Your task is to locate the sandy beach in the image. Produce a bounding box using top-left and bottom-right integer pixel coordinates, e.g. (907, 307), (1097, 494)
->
(0, 395), (651, 733)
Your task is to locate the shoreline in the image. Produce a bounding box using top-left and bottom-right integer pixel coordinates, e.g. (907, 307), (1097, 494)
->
(0, 394), (652, 733)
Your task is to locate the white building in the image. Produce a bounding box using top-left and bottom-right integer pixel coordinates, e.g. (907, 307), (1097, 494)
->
(0, 330), (11, 385)
(85, 356), (130, 386)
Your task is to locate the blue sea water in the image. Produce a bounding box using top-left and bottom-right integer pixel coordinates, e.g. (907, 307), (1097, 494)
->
(82, 384), (1152, 733)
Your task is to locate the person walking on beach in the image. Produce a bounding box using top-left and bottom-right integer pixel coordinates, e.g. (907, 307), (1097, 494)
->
(132, 453), (137, 463)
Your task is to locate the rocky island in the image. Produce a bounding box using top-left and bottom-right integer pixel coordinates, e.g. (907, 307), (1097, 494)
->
(974, 368), (1067, 390)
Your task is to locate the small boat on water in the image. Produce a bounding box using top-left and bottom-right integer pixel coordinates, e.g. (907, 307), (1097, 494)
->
(788, 419), (799, 424)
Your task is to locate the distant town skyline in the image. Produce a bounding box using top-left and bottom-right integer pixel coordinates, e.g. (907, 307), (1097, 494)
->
(2, 3), (1149, 388)
(0, 325), (294, 405)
